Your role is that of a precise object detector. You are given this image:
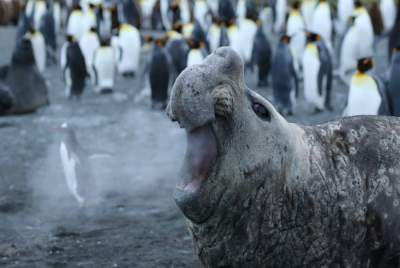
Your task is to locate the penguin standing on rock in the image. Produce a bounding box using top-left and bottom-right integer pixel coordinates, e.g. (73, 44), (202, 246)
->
(271, 35), (298, 116)
(302, 32), (333, 112)
(149, 37), (170, 110)
(55, 123), (96, 207)
(92, 38), (116, 94)
(63, 35), (87, 99)
(387, 47), (400, 116)
(343, 57), (390, 116)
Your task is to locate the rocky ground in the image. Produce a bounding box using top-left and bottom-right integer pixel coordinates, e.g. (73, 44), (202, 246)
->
(0, 25), (391, 268)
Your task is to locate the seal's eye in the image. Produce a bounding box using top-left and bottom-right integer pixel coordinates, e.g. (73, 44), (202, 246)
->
(252, 103), (271, 121)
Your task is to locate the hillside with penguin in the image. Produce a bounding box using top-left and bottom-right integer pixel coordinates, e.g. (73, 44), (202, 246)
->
(0, 0), (399, 267)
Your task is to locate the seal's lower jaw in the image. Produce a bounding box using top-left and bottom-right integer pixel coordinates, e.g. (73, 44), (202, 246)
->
(174, 123), (218, 223)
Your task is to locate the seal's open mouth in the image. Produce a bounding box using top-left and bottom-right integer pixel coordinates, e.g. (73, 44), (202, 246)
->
(177, 123), (217, 193)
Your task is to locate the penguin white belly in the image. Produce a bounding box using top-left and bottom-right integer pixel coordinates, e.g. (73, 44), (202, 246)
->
(60, 142), (84, 205)
(228, 27), (242, 59)
(354, 13), (374, 58)
(236, 0), (246, 23)
(303, 46), (324, 109)
(93, 47), (116, 92)
(60, 43), (68, 70)
(337, 0), (354, 34)
(274, 0), (287, 33)
(118, 28), (141, 74)
(380, 0), (397, 33)
(207, 0), (218, 15)
(180, 0), (191, 24)
(240, 20), (258, 63)
(287, 14), (306, 67)
(194, 1), (209, 31)
(208, 25), (221, 52)
(141, 0), (157, 18)
(25, 0), (35, 16)
(67, 12), (84, 39)
(160, 0), (171, 30)
(79, 33), (100, 73)
(30, 33), (46, 72)
(301, 0), (316, 29)
(53, 2), (61, 33)
(82, 11), (97, 34)
(340, 26), (359, 75)
(34, 0), (46, 29)
(345, 76), (381, 116)
(311, 4), (332, 49)
(187, 50), (204, 67)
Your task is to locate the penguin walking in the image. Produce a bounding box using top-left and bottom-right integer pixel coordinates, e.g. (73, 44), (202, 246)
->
(286, 2), (306, 73)
(79, 27), (100, 83)
(113, 23), (141, 77)
(302, 32), (333, 112)
(387, 48), (400, 116)
(27, 27), (46, 72)
(251, 21), (272, 87)
(301, 0), (316, 29)
(311, 0), (333, 53)
(343, 57), (390, 116)
(271, 35), (298, 116)
(150, 38), (170, 110)
(56, 123), (95, 207)
(67, 5), (84, 40)
(92, 39), (116, 94)
(63, 36), (87, 99)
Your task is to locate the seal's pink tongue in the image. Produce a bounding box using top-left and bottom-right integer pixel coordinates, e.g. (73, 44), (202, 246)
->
(177, 124), (217, 193)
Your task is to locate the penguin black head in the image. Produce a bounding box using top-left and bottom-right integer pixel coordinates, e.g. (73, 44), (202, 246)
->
(280, 35), (291, 44)
(72, 4), (82, 11)
(28, 26), (36, 35)
(292, 1), (301, 10)
(100, 38), (111, 47)
(173, 22), (183, 33)
(89, 3), (96, 9)
(187, 38), (203, 49)
(357, 57), (374, 73)
(354, 0), (363, 8)
(89, 27), (97, 33)
(66, 35), (75, 43)
(155, 37), (167, 48)
(170, 1), (179, 11)
(11, 38), (35, 65)
(306, 32), (321, 43)
(144, 35), (154, 44)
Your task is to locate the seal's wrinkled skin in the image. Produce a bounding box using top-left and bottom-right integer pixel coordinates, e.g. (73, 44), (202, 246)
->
(167, 47), (400, 268)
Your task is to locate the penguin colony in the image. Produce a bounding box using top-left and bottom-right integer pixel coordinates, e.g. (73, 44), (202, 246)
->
(1, 0), (400, 205)
(3, 0), (398, 115)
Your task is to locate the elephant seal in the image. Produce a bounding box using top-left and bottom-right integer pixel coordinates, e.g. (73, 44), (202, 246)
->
(167, 47), (400, 268)
(4, 38), (48, 114)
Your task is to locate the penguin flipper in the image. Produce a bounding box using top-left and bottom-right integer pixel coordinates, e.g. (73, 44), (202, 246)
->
(374, 75), (392, 116)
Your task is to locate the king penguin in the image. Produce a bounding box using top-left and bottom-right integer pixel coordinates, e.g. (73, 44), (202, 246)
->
(301, 0), (316, 29)
(271, 35), (299, 116)
(389, 3), (400, 60)
(121, 0), (141, 29)
(343, 57), (390, 116)
(380, 0), (397, 34)
(113, 23), (141, 77)
(208, 17), (222, 52)
(302, 32), (333, 112)
(336, 0), (354, 36)
(39, 2), (57, 64)
(251, 21), (272, 87)
(286, 1), (306, 74)
(165, 23), (189, 80)
(67, 4), (84, 40)
(92, 38), (116, 94)
(149, 37), (170, 110)
(82, 3), (97, 35)
(339, 15), (359, 78)
(63, 35), (87, 99)
(56, 123), (95, 207)
(186, 38), (207, 67)
(352, 1), (374, 60)
(239, 12), (258, 67)
(311, 0), (333, 53)
(79, 27), (100, 83)
(387, 47), (400, 116)
(272, 0), (287, 34)
(26, 27), (46, 72)
(193, 0), (210, 32)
